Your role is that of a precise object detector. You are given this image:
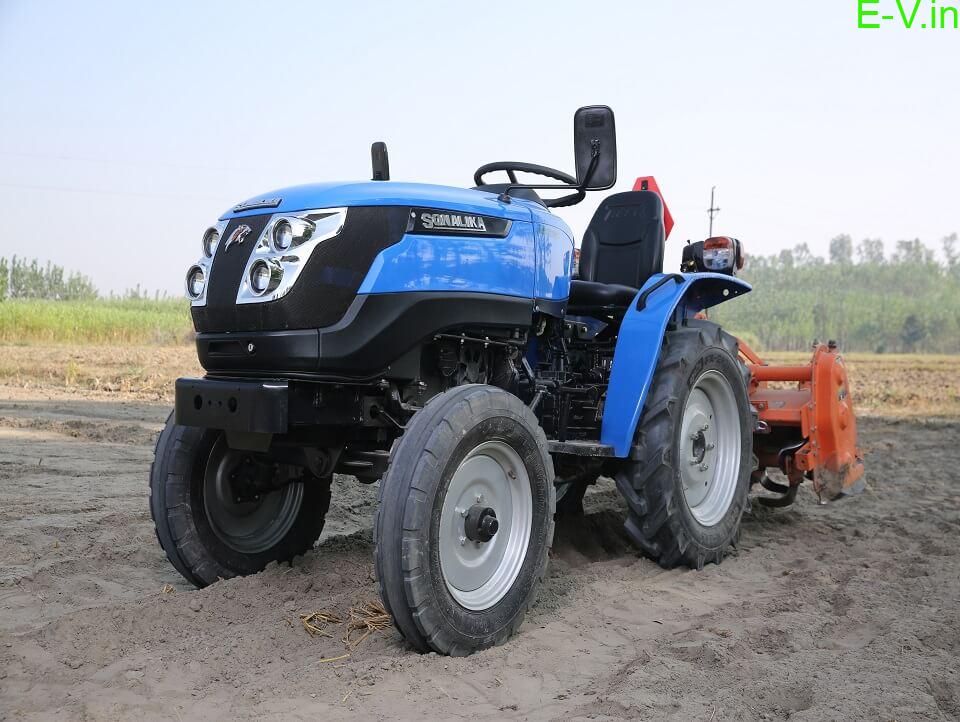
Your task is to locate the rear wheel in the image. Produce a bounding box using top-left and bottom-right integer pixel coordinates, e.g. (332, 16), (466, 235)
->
(150, 415), (331, 587)
(615, 320), (752, 569)
(375, 384), (555, 656)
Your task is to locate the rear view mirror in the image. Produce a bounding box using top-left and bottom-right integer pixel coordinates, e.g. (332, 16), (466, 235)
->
(574, 106), (617, 190)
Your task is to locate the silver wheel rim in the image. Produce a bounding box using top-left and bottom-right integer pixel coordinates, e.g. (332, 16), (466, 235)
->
(203, 437), (304, 554)
(679, 370), (741, 527)
(439, 440), (533, 611)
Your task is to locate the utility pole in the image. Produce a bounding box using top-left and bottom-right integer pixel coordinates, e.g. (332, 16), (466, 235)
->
(707, 186), (721, 237)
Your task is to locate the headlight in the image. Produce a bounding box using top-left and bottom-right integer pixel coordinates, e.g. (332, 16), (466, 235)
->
(270, 216), (314, 252)
(236, 208), (345, 305)
(186, 265), (205, 299)
(682, 236), (744, 276)
(249, 259), (282, 296)
(703, 237), (736, 271)
(272, 220), (293, 251)
(202, 227), (220, 258)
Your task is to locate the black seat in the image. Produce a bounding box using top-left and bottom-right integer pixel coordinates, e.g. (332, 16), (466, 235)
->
(569, 191), (666, 311)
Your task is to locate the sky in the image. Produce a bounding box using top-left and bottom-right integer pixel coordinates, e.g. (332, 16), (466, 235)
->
(0, 0), (957, 295)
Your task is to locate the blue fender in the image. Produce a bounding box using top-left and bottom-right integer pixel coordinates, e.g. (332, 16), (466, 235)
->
(601, 273), (752, 457)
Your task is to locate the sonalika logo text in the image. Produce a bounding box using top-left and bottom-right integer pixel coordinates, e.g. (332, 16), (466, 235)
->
(420, 213), (488, 232)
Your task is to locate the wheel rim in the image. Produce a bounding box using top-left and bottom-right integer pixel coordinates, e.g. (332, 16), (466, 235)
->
(439, 440), (533, 611)
(202, 437), (304, 554)
(679, 370), (741, 527)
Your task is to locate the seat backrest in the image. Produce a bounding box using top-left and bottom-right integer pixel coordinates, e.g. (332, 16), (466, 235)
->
(578, 191), (665, 288)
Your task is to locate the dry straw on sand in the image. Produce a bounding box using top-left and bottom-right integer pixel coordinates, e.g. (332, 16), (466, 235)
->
(343, 601), (391, 650)
(299, 611), (342, 638)
(299, 600), (392, 656)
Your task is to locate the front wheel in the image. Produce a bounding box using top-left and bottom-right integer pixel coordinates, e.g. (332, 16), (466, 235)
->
(615, 320), (752, 569)
(150, 416), (331, 587)
(375, 385), (555, 656)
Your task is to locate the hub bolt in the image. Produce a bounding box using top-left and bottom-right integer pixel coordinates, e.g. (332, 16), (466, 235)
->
(463, 505), (499, 543)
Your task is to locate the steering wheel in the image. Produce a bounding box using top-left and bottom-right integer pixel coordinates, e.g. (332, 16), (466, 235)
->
(473, 162), (586, 208)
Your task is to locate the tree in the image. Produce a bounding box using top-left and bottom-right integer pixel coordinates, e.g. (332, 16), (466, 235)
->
(900, 314), (926, 352)
(944, 233), (958, 266)
(792, 243), (821, 267)
(857, 238), (884, 265)
(829, 234), (853, 265)
(710, 234), (960, 354)
(0, 257), (98, 300)
(893, 239), (934, 265)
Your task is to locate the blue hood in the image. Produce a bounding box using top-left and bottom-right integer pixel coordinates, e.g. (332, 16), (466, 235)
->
(222, 181), (540, 222)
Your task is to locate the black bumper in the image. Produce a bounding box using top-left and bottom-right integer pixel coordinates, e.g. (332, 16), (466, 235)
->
(195, 291), (534, 378)
(174, 378), (289, 433)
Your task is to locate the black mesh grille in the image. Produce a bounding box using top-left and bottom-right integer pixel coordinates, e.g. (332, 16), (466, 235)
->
(192, 206), (409, 333)
(206, 215), (272, 308)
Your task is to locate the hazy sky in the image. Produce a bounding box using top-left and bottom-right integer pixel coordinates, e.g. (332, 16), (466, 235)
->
(1, 0), (957, 295)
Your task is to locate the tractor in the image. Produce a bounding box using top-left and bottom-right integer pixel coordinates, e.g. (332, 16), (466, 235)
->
(151, 106), (864, 656)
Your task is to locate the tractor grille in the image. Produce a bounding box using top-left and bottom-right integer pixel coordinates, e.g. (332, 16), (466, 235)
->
(191, 206), (410, 333)
(206, 215), (271, 308)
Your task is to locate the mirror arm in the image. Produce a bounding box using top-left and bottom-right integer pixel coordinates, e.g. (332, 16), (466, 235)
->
(579, 143), (600, 188)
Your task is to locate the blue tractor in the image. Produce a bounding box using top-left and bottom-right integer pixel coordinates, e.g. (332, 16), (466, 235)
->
(153, 106), (755, 656)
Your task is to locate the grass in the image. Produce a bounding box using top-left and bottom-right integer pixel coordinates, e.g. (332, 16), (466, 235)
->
(0, 344), (202, 401)
(0, 298), (192, 345)
(0, 298), (957, 417)
(756, 351), (960, 418)
(0, 343), (957, 418)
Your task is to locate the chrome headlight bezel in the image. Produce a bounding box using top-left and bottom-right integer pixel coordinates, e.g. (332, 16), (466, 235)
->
(186, 219), (228, 306)
(236, 208), (347, 305)
(201, 227), (220, 258)
(185, 265), (206, 300)
(248, 258), (283, 296)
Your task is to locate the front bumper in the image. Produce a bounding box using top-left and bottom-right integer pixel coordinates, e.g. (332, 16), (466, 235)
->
(174, 378), (289, 434)
(195, 291), (535, 378)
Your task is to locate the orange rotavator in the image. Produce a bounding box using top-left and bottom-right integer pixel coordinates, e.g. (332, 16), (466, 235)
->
(636, 176), (865, 508)
(741, 339), (865, 506)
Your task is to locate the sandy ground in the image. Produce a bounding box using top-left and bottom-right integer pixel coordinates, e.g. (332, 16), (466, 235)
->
(1, 394), (960, 720)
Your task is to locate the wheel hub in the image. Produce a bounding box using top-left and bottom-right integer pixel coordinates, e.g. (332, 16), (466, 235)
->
(679, 370), (742, 527)
(691, 429), (708, 465)
(464, 505), (499, 542)
(438, 441), (532, 611)
(203, 437), (304, 554)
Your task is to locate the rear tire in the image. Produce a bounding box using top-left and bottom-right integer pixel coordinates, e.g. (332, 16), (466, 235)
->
(150, 414), (331, 587)
(375, 384), (555, 656)
(615, 320), (752, 569)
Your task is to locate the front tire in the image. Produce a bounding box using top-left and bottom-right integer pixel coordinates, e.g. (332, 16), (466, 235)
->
(375, 385), (555, 656)
(615, 320), (752, 569)
(150, 415), (331, 587)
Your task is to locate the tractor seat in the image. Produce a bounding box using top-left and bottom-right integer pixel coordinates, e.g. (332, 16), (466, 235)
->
(568, 191), (666, 312)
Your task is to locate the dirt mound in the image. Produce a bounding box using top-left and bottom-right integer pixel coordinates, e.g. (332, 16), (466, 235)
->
(2, 403), (959, 719)
(0, 414), (159, 445)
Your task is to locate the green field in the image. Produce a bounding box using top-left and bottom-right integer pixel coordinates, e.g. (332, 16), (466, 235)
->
(0, 298), (192, 345)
